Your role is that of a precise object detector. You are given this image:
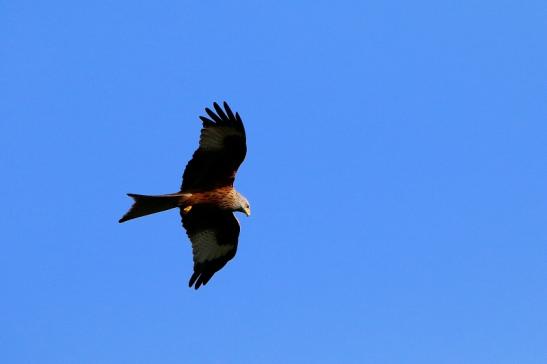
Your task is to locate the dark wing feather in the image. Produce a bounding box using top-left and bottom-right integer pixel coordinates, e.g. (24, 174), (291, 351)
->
(181, 102), (246, 192)
(181, 205), (240, 289)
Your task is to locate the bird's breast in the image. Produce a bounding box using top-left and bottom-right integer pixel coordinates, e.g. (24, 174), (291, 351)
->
(188, 187), (238, 210)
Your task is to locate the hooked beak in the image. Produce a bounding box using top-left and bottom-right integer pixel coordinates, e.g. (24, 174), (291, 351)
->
(243, 207), (251, 217)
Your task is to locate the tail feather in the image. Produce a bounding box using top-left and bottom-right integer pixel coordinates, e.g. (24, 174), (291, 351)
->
(119, 193), (188, 223)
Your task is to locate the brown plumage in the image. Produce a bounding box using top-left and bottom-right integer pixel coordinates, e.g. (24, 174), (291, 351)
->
(119, 102), (251, 289)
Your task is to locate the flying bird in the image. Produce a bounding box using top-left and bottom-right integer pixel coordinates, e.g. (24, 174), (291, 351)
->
(119, 102), (250, 289)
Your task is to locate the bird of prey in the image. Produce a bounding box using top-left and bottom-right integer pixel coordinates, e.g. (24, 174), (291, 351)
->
(119, 102), (250, 289)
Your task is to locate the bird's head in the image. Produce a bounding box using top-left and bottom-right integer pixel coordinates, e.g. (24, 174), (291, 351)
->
(236, 193), (251, 217)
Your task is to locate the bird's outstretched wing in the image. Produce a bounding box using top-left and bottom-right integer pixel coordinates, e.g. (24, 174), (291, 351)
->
(181, 102), (246, 192)
(181, 205), (240, 289)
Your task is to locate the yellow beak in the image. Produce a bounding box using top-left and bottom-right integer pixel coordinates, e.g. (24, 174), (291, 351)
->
(243, 207), (251, 217)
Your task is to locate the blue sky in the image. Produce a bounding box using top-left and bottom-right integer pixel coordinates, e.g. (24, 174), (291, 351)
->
(1, 1), (546, 363)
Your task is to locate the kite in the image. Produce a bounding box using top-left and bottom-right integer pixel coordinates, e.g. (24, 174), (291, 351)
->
(119, 102), (250, 289)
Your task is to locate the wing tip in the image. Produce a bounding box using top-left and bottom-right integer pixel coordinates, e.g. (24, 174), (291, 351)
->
(199, 115), (215, 127)
(200, 101), (243, 131)
(189, 271), (200, 289)
(188, 270), (214, 290)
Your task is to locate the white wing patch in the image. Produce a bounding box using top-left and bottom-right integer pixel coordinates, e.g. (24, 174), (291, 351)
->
(199, 127), (241, 151)
(190, 229), (233, 263)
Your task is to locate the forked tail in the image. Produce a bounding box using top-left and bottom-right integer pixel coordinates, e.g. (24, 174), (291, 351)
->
(118, 193), (189, 223)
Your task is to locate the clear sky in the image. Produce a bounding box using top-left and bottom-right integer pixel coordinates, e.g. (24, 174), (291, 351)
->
(1, 1), (546, 363)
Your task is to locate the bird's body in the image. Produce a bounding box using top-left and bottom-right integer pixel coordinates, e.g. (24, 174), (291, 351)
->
(119, 102), (250, 289)
(184, 187), (248, 211)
